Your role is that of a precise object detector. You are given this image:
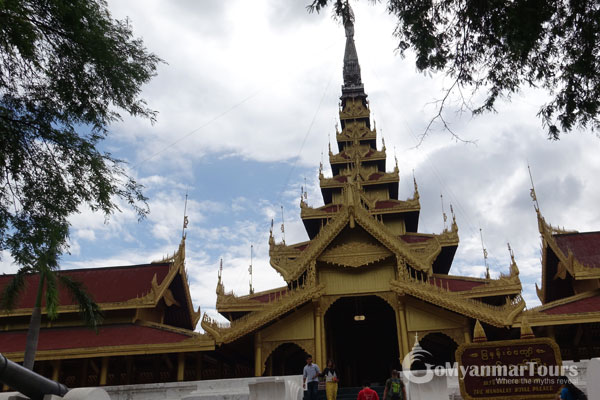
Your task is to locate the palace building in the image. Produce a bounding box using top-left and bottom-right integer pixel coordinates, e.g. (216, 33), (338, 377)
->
(1, 14), (600, 389)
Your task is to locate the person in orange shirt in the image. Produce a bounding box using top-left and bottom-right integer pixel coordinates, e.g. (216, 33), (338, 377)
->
(357, 382), (380, 400)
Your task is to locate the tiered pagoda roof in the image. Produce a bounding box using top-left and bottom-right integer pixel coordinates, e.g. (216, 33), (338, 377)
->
(210, 14), (524, 339)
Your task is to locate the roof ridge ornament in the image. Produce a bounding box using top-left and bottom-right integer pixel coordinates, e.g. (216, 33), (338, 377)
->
(216, 258), (224, 295)
(479, 226), (490, 279)
(528, 164), (540, 213)
(341, 1), (363, 94)
(182, 191), (189, 240)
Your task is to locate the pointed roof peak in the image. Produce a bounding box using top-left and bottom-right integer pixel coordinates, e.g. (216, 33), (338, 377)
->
(341, 3), (364, 97)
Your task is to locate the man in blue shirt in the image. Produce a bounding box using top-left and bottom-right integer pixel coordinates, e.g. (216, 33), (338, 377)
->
(303, 354), (320, 400)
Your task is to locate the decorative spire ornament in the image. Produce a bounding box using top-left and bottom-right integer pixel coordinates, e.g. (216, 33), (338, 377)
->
(528, 164), (540, 212)
(440, 194), (448, 230)
(249, 244), (254, 295)
(473, 320), (487, 343)
(181, 192), (189, 239)
(479, 227), (490, 279)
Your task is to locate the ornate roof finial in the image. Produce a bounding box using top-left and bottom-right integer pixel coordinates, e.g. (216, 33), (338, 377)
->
(412, 170), (420, 200)
(473, 320), (487, 343)
(182, 191), (189, 240)
(304, 177), (308, 201)
(479, 226), (490, 279)
(216, 258), (224, 295)
(508, 242), (519, 277)
(280, 205), (286, 244)
(341, 2), (363, 92)
(440, 194), (448, 231)
(528, 164), (540, 213)
(249, 244), (254, 295)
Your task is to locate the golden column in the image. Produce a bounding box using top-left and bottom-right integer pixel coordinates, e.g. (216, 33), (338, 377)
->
(314, 304), (323, 367)
(51, 360), (61, 382)
(177, 352), (185, 382)
(321, 311), (327, 364)
(99, 357), (109, 385)
(254, 331), (263, 377)
(396, 298), (410, 359)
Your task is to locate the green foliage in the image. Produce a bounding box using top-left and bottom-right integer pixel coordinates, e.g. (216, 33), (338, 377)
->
(0, 266), (31, 311)
(308, 0), (600, 139)
(0, 0), (161, 266)
(58, 274), (103, 331)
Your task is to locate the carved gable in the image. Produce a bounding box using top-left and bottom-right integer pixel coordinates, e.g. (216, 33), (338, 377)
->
(317, 225), (394, 268)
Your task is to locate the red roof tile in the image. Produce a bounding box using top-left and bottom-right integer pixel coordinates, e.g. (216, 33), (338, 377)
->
(295, 244), (309, 251)
(334, 176), (348, 183)
(429, 277), (487, 292)
(0, 324), (192, 353)
(400, 235), (432, 244)
(368, 172), (383, 181)
(0, 264), (171, 309)
(554, 232), (600, 269)
(541, 294), (600, 315)
(248, 289), (288, 303)
(320, 205), (341, 213)
(374, 200), (400, 209)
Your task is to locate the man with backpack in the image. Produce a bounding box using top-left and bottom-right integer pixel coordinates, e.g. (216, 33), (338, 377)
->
(383, 370), (406, 400)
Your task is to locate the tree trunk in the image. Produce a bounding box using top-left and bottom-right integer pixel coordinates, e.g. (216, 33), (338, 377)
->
(23, 273), (45, 370)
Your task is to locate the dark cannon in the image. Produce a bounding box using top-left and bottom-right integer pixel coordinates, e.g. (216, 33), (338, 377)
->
(0, 353), (68, 400)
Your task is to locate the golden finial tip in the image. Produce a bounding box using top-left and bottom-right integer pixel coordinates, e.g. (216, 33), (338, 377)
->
(473, 320), (487, 343)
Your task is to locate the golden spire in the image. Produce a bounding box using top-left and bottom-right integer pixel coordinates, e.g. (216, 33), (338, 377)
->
(473, 320), (487, 343)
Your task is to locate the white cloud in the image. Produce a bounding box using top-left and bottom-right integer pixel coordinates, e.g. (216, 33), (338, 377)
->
(55, 0), (600, 319)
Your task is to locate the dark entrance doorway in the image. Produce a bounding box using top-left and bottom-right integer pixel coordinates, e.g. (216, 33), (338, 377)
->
(419, 332), (458, 368)
(263, 342), (306, 376)
(325, 295), (399, 387)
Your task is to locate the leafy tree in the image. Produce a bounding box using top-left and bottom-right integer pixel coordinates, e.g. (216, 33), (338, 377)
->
(0, 0), (160, 368)
(0, 230), (102, 369)
(308, 0), (600, 139)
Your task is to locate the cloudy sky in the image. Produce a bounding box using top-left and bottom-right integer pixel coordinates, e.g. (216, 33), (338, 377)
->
(3, 1), (599, 326)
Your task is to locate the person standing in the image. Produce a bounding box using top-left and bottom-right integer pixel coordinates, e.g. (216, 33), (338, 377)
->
(357, 382), (380, 400)
(322, 359), (339, 400)
(303, 354), (320, 400)
(383, 370), (406, 400)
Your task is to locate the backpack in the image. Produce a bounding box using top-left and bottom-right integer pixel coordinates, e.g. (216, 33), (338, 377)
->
(566, 383), (587, 400)
(390, 378), (403, 400)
